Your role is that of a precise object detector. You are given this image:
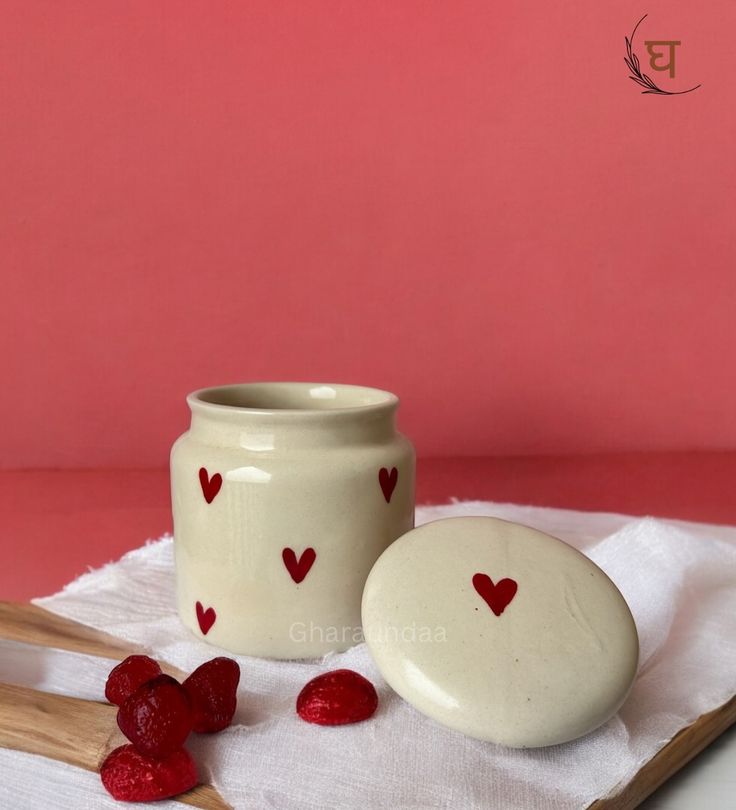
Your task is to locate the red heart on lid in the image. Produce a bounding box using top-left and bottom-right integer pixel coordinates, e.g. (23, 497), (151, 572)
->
(472, 574), (518, 617)
(282, 547), (317, 584)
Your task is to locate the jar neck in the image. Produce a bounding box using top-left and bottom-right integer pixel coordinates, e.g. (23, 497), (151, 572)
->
(186, 383), (399, 450)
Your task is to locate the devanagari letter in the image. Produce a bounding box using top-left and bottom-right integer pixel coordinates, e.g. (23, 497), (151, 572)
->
(644, 41), (681, 79)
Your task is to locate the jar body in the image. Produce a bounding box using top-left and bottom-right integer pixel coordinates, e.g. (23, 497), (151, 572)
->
(170, 383), (415, 658)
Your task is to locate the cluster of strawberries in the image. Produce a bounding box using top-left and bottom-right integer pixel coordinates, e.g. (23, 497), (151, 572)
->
(100, 654), (240, 802)
(99, 655), (378, 802)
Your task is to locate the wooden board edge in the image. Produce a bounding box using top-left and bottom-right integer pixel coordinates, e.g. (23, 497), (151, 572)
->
(588, 694), (736, 810)
(0, 601), (187, 680)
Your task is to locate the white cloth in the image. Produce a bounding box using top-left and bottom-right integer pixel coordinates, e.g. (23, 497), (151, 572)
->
(2, 501), (736, 809)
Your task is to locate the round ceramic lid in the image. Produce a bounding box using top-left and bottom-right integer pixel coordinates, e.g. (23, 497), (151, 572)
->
(361, 516), (639, 748)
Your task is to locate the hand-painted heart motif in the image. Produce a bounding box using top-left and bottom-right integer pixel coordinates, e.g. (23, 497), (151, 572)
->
(282, 547), (317, 584)
(472, 574), (518, 617)
(195, 601), (216, 635)
(378, 467), (398, 503)
(199, 467), (222, 504)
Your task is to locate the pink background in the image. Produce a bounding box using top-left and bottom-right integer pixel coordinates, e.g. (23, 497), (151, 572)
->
(2, 1), (734, 468)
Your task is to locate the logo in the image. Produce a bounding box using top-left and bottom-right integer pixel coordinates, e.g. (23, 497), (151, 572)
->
(625, 14), (701, 96)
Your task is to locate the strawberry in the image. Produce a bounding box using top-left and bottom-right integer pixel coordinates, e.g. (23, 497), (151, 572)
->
(296, 669), (378, 726)
(105, 655), (162, 707)
(183, 657), (240, 733)
(100, 744), (197, 801)
(117, 674), (193, 758)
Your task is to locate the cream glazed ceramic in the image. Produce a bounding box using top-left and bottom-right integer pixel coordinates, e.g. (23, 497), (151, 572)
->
(362, 517), (639, 747)
(171, 382), (415, 659)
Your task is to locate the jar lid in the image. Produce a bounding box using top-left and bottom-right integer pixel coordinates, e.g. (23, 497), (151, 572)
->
(361, 516), (639, 747)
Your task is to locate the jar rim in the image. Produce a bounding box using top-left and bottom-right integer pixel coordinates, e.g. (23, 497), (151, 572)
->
(187, 382), (399, 419)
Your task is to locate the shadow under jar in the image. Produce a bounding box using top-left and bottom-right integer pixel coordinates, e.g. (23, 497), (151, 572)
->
(170, 382), (415, 659)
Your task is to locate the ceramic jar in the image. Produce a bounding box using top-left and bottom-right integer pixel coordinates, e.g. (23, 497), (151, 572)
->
(170, 382), (415, 659)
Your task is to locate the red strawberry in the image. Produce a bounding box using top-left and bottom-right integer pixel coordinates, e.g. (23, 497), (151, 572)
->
(117, 674), (193, 758)
(105, 655), (162, 707)
(100, 744), (197, 801)
(296, 669), (378, 726)
(183, 657), (240, 733)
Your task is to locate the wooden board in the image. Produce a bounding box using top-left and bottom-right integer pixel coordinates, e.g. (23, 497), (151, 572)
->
(0, 602), (227, 808)
(589, 694), (736, 809)
(1, 601), (734, 809)
(0, 683), (228, 809)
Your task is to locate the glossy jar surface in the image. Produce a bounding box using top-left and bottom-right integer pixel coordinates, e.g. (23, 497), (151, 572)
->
(171, 382), (415, 658)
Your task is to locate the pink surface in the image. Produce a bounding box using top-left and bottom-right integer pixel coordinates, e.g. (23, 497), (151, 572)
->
(2, 3), (735, 468)
(3, 453), (736, 602)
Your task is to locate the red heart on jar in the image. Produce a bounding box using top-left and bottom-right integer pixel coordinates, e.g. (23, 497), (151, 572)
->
(282, 547), (316, 584)
(198, 467), (222, 504)
(378, 467), (398, 503)
(196, 601), (217, 635)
